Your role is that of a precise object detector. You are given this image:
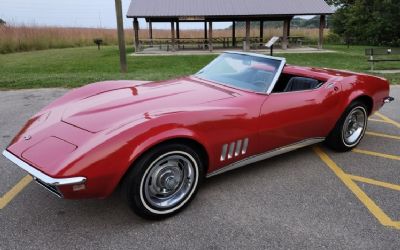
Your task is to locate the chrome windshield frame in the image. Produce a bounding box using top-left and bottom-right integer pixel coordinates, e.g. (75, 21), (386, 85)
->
(195, 51), (286, 95)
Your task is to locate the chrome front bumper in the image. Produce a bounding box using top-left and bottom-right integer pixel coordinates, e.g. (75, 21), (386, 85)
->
(2, 150), (86, 196)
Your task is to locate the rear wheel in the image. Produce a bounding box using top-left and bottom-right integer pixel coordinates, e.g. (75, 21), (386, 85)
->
(123, 143), (204, 220)
(326, 102), (368, 152)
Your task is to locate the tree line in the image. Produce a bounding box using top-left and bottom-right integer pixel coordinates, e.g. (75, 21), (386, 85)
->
(327, 0), (400, 46)
(230, 16), (332, 29)
(231, 0), (399, 46)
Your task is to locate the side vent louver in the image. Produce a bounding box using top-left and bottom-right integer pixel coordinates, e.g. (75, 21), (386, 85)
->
(220, 138), (249, 161)
(220, 144), (228, 161)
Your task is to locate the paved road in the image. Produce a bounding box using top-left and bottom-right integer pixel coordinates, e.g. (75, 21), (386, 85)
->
(0, 87), (399, 249)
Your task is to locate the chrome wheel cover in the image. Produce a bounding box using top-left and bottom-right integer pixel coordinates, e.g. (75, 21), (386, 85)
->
(342, 107), (367, 146)
(142, 152), (197, 210)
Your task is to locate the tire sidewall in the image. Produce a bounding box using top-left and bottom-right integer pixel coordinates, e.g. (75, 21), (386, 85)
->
(340, 105), (368, 148)
(326, 101), (369, 152)
(124, 143), (204, 219)
(139, 150), (199, 215)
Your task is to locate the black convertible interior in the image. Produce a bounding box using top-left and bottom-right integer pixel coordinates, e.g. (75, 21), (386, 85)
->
(206, 71), (323, 93)
(273, 73), (323, 93)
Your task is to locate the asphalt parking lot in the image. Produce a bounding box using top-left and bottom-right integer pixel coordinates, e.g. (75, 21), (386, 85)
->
(1, 87), (399, 249)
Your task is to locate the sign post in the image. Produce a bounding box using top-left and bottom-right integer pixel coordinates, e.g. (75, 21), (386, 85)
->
(265, 36), (280, 56)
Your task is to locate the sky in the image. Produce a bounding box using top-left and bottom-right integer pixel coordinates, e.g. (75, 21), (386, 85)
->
(0, 0), (314, 30)
(0, 0), (233, 29)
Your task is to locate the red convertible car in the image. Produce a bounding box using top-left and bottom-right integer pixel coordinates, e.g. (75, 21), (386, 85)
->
(3, 52), (394, 219)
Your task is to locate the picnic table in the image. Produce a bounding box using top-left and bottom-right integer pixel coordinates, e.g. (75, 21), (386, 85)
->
(279, 36), (305, 47)
(137, 37), (264, 51)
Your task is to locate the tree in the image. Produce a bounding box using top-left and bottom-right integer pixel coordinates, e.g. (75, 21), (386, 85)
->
(325, 0), (355, 6)
(228, 16), (333, 30)
(330, 0), (400, 46)
(0, 18), (6, 25)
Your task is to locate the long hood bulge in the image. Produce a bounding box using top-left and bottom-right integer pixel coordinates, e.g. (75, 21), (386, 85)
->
(62, 79), (236, 132)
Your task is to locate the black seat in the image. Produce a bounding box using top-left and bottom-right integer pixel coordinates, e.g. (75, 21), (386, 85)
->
(284, 77), (320, 92)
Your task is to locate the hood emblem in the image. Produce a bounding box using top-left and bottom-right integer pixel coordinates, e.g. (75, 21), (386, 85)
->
(24, 135), (32, 140)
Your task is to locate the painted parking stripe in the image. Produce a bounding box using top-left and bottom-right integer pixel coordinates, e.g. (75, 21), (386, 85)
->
(375, 112), (400, 129)
(313, 146), (400, 230)
(349, 175), (400, 192)
(369, 118), (390, 124)
(365, 131), (400, 140)
(0, 175), (32, 209)
(352, 149), (400, 161)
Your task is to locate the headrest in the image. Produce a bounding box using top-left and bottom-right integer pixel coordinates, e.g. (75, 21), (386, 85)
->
(284, 77), (320, 92)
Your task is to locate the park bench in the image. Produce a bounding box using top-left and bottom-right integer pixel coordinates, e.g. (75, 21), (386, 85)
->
(365, 48), (400, 71)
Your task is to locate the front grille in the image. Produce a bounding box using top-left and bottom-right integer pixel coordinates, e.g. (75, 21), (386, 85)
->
(34, 178), (62, 198)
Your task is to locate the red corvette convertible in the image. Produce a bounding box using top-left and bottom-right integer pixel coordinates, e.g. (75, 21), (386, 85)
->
(3, 52), (394, 219)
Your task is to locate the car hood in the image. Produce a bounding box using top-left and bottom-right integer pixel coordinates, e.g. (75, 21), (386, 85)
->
(61, 77), (238, 132)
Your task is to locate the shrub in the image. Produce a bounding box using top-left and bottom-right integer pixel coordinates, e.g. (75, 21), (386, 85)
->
(326, 33), (342, 44)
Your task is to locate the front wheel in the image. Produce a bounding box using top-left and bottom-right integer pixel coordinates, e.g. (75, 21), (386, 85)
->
(123, 143), (204, 220)
(325, 102), (368, 152)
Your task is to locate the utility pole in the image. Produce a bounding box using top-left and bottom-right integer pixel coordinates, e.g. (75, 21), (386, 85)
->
(115, 0), (127, 73)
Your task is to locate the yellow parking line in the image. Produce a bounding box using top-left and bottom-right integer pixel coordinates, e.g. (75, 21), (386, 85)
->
(365, 131), (400, 140)
(375, 112), (400, 129)
(353, 149), (400, 161)
(313, 146), (399, 229)
(349, 175), (400, 191)
(0, 175), (32, 209)
(369, 118), (390, 124)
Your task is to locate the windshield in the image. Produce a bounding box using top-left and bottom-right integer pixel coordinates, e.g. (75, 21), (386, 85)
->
(196, 53), (284, 93)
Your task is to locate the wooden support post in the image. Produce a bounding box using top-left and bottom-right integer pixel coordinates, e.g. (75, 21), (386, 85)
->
(287, 18), (291, 37)
(148, 20), (153, 47)
(259, 21), (264, 43)
(232, 21), (236, 47)
(115, 0), (127, 73)
(208, 21), (213, 52)
(245, 20), (250, 51)
(282, 19), (289, 50)
(204, 21), (208, 50)
(204, 22), (208, 39)
(318, 15), (326, 50)
(149, 21), (153, 39)
(176, 22), (180, 39)
(133, 18), (140, 53)
(176, 21), (180, 49)
(171, 21), (176, 52)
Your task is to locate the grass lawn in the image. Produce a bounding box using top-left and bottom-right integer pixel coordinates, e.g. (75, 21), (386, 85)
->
(0, 45), (399, 89)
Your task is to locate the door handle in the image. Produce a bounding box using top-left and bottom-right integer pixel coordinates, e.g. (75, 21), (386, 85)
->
(326, 82), (339, 92)
(326, 82), (335, 89)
